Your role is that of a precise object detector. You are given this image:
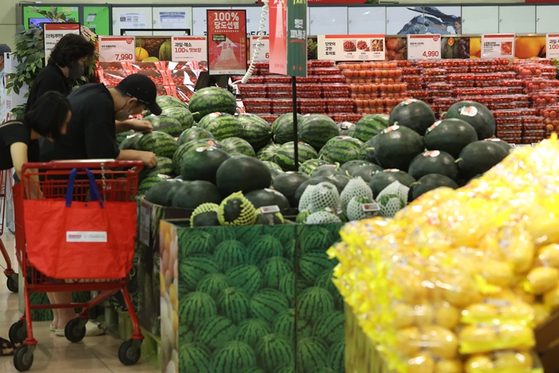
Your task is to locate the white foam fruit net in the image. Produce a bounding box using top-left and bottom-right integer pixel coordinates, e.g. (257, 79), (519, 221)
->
(376, 181), (409, 218)
(298, 182), (341, 213)
(340, 176), (374, 211)
(347, 196), (379, 221)
(305, 210), (343, 225)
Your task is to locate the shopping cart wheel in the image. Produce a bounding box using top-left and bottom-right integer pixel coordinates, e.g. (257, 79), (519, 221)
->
(6, 274), (18, 293)
(13, 345), (33, 372)
(9, 320), (26, 344)
(118, 339), (141, 366)
(65, 318), (86, 343)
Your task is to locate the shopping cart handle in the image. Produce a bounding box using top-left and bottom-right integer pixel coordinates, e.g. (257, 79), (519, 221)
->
(22, 160), (144, 173)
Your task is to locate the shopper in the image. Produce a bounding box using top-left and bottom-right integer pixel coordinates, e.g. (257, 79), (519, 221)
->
(25, 34), (94, 110)
(0, 43), (11, 76)
(0, 91), (70, 179)
(42, 73), (159, 166)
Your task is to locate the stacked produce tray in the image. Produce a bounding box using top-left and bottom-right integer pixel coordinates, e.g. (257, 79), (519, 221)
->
(97, 61), (206, 103)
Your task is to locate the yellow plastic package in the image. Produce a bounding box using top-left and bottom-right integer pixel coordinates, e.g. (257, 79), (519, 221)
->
(464, 350), (542, 373)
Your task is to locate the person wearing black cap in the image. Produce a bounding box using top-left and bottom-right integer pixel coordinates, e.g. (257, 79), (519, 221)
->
(42, 73), (159, 168)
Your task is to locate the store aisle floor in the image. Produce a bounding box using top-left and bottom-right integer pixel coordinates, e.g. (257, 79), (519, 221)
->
(0, 232), (158, 373)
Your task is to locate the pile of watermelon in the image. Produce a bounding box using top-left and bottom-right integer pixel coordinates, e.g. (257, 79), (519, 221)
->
(131, 86), (511, 224)
(177, 224), (345, 373)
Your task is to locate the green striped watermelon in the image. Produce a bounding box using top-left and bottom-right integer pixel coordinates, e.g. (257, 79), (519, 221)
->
(116, 130), (133, 148)
(145, 180), (181, 206)
(247, 235), (283, 266)
(119, 132), (143, 150)
(237, 113), (272, 152)
(189, 87), (237, 121)
(297, 287), (335, 321)
(328, 342), (345, 373)
(213, 226), (237, 244)
(256, 334), (294, 372)
(156, 95), (187, 110)
(144, 114), (183, 137)
(180, 147), (230, 183)
(195, 316), (238, 350)
(179, 254), (219, 291)
(179, 230), (216, 256)
(218, 287), (250, 324)
(139, 156), (174, 182)
(172, 138), (223, 174)
(278, 272), (307, 307)
(274, 142), (319, 172)
(297, 338), (329, 373)
(273, 308), (312, 341)
(161, 106), (194, 131)
(214, 240), (248, 272)
(275, 368), (295, 373)
(319, 136), (364, 164)
(312, 311), (345, 344)
(354, 114), (390, 142)
(138, 131), (179, 159)
(179, 343), (211, 373)
(315, 269), (344, 310)
(209, 341), (257, 373)
(221, 137), (256, 157)
(257, 143), (281, 162)
(178, 127), (214, 146)
(261, 257), (294, 289)
(179, 291), (217, 328)
(197, 273), (230, 300)
(249, 288), (289, 323)
(234, 319), (271, 349)
(272, 113), (302, 144)
(262, 161), (283, 172)
(298, 114), (340, 151)
(299, 159), (330, 176)
(299, 227), (334, 253)
(299, 252), (336, 285)
(137, 174), (172, 196)
(197, 112), (244, 141)
(225, 264), (263, 297)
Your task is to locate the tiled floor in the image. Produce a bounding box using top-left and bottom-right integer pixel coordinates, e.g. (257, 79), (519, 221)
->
(0, 232), (158, 373)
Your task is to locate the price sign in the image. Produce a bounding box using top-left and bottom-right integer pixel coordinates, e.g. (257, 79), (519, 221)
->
(481, 34), (515, 59)
(250, 36), (270, 62)
(407, 34), (441, 60)
(317, 35), (386, 61)
(172, 36), (207, 62)
(207, 10), (247, 75)
(98, 36), (136, 63)
(43, 23), (80, 61)
(547, 34), (559, 58)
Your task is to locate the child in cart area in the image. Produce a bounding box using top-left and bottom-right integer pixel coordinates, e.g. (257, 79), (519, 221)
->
(0, 91), (71, 355)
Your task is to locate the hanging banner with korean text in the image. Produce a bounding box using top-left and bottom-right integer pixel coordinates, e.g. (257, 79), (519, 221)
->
(207, 10), (247, 75)
(172, 36), (207, 61)
(43, 23), (81, 61)
(269, 0), (307, 77)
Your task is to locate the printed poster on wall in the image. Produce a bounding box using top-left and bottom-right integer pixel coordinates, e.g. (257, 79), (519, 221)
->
(43, 23), (81, 60)
(269, 0), (308, 77)
(206, 9), (247, 75)
(317, 35), (386, 61)
(481, 34), (515, 59)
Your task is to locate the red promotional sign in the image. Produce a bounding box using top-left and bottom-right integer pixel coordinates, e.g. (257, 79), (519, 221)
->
(259, 0), (364, 2)
(43, 23), (81, 61)
(269, 1), (287, 75)
(207, 10), (247, 75)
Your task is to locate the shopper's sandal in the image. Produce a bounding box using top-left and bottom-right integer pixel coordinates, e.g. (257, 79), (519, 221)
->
(0, 337), (18, 356)
(50, 323), (56, 332)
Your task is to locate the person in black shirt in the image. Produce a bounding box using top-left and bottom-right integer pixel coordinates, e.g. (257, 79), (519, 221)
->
(25, 34), (95, 111)
(44, 73), (159, 167)
(0, 91), (70, 178)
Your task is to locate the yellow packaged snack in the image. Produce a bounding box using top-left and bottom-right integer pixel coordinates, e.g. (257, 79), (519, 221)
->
(435, 359), (463, 373)
(459, 324), (534, 354)
(536, 243), (559, 268)
(543, 284), (559, 311)
(524, 267), (559, 295)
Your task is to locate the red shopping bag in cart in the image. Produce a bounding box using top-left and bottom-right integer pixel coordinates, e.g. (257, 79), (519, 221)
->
(23, 168), (137, 279)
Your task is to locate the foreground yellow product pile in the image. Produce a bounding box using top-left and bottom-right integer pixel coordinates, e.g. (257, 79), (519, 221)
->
(329, 136), (559, 373)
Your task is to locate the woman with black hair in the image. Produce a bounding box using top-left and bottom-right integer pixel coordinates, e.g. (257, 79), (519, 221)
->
(25, 34), (95, 111)
(1, 91), (71, 179)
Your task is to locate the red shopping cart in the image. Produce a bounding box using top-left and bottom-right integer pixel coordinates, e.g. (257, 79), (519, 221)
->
(11, 160), (144, 372)
(0, 169), (18, 292)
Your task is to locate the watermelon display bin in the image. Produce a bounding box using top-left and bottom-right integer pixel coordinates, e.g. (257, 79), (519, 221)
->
(159, 219), (345, 373)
